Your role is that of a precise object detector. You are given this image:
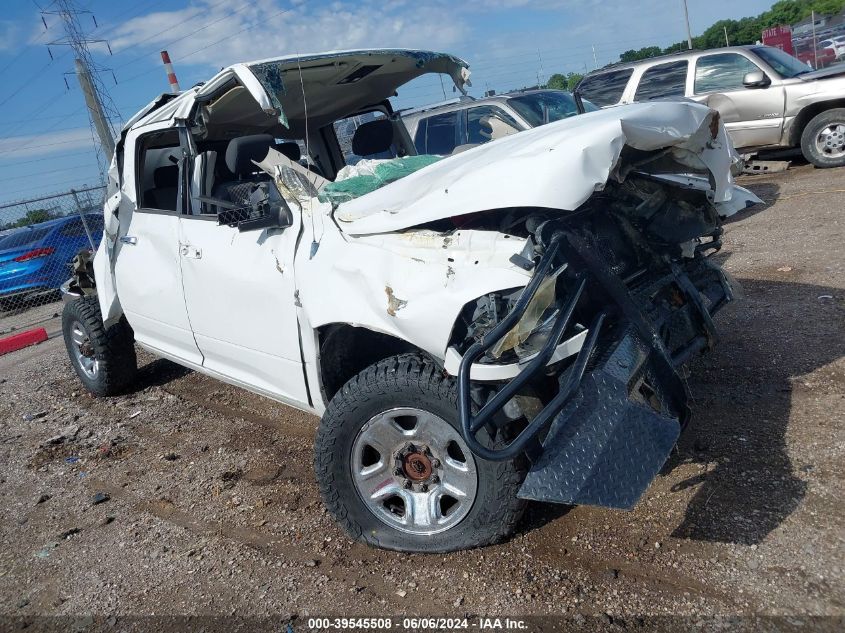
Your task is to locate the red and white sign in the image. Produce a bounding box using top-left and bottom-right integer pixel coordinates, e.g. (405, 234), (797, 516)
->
(762, 25), (795, 55)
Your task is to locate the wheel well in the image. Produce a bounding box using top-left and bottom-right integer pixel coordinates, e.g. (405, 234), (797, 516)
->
(317, 324), (421, 402)
(791, 100), (845, 146)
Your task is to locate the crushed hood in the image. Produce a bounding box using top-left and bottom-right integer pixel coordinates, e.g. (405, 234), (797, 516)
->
(335, 101), (741, 236)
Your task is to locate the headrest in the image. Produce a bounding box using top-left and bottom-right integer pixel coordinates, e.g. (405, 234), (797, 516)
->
(225, 134), (274, 175)
(275, 142), (301, 162)
(153, 165), (179, 188)
(352, 118), (394, 157)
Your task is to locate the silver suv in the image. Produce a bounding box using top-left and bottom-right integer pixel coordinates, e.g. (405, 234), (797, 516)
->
(402, 89), (596, 155)
(576, 45), (845, 168)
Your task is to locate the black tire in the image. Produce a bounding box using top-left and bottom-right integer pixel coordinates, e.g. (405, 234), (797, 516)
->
(62, 296), (137, 397)
(800, 108), (845, 168)
(315, 353), (526, 553)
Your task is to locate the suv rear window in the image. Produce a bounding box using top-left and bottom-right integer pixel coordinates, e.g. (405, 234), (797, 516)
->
(576, 68), (633, 107)
(413, 111), (460, 155)
(634, 60), (688, 101)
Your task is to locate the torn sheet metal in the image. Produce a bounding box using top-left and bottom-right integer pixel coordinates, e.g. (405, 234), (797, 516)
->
(335, 101), (747, 235)
(645, 174), (762, 217)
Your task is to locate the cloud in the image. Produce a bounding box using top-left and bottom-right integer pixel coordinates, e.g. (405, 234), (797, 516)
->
(106, 0), (467, 71)
(0, 128), (94, 160)
(0, 20), (21, 52)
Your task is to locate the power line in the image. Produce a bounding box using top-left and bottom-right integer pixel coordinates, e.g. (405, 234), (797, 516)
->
(42, 0), (122, 174)
(0, 159), (99, 183)
(0, 149), (97, 166)
(111, 0), (249, 71)
(119, 4), (295, 84)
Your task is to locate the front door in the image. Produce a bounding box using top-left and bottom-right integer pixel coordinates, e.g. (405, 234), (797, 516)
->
(690, 52), (786, 149)
(177, 212), (309, 407)
(113, 126), (202, 365)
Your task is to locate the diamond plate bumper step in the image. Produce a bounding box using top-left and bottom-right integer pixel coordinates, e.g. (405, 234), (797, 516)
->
(517, 327), (680, 509)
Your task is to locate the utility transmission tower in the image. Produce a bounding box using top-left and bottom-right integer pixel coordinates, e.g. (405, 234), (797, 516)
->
(42, 0), (121, 173)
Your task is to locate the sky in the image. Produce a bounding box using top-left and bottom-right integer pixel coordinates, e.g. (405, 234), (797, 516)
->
(0, 0), (775, 207)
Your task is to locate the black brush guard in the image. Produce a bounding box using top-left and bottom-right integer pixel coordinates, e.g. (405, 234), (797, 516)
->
(457, 230), (733, 509)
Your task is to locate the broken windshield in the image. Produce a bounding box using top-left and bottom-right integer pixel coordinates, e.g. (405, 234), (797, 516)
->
(508, 91), (597, 127)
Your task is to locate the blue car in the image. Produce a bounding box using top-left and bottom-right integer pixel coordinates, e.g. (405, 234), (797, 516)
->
(0, 214), (103, 308)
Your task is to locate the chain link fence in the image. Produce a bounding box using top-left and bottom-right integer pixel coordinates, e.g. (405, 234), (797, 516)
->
(0, 185), (106, 336)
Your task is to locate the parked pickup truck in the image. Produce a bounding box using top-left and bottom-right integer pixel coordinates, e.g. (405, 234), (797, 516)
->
(61, 49), (758, 553)
(576, 45), (845, 168)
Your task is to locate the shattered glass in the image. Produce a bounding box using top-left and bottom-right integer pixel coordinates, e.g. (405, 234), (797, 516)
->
(248, 61), (290, 128)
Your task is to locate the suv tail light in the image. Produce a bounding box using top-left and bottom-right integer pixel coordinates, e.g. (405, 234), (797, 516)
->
(13, 247), (55, 262)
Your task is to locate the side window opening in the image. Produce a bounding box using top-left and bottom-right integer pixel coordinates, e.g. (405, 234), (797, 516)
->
(333, 111), (401, 166)
(576, 68), (634, 107)
(694, 53), (761, 94)
(136, 130), (182, 212)
(634, 60), (689, 101)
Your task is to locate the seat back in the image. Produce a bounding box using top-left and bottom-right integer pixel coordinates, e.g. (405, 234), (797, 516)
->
(351, 119), (395, 158)
(145, 165), (179, 211)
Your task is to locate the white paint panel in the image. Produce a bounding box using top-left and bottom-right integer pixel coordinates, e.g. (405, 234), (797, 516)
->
(113, 211), (201, 364)
(178, 217), (308, 405)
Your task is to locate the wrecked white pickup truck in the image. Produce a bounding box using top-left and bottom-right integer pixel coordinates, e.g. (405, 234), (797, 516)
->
(61, 49), (759, 553)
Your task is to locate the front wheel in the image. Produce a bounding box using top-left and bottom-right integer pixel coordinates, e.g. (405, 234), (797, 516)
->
(800, 108), (845, 168)
(62, 296), (137, 396)
(315, 354), (526, 552)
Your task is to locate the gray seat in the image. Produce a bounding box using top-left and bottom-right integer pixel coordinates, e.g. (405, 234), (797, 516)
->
(145, 166), (179, 211)
(212, 135), (275, 210)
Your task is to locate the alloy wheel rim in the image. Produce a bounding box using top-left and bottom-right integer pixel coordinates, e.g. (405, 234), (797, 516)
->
(815, 123), (845, 158)
(350, 407), (478, 535)
(69, 321), (98, 379)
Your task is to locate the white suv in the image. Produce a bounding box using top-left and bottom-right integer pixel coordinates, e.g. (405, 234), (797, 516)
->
(62, 49), (758, 552)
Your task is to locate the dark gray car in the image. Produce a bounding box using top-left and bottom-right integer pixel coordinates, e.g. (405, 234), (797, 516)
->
(402, 89), (597, 155)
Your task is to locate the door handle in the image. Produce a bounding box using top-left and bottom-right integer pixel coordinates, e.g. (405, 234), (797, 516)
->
(180, 243), (202, 259)
(119, 235), (138, 245)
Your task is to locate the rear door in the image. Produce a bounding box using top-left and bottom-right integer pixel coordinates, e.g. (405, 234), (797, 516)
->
(689, 52), (786, 149)
(112, 124), (202, 365)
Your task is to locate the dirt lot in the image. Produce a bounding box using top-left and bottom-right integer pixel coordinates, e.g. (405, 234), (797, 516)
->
(0, 164), (843, 628)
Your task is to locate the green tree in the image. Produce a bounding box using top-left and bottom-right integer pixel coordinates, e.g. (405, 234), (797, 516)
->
(565, 72), (584, 91)
(619, 46), (663, 62)
(623, 0), (845, 62)
(546, 73), (567, 90)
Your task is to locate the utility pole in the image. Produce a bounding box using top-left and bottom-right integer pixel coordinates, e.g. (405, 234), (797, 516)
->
(42, 0), (120, 170)
(812, 10), (819, 69)
(74, 58), (114, 158)
(682, 0), (694, 49)
(724, 26), (730, 46)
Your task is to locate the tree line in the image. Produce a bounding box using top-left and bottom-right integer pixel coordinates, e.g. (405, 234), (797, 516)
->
(542, 0), (845, 90)
(619, 0), (845, 62)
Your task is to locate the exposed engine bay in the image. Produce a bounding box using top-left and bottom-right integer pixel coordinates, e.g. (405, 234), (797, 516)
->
(445, 175), (740, 509)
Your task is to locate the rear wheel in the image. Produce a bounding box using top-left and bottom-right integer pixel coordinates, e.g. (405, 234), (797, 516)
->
(62, 296), (137, 396)
(315, 353), (526, 552)
(800, 108), (845, 168)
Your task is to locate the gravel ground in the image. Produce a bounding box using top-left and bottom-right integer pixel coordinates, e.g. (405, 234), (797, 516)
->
(0, 164), (843, 628)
